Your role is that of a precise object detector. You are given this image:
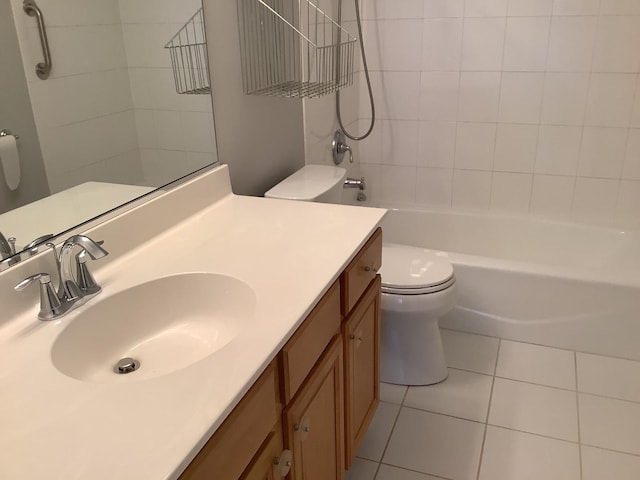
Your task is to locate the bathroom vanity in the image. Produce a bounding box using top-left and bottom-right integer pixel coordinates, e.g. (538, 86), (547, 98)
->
(0, 165), (386, 479)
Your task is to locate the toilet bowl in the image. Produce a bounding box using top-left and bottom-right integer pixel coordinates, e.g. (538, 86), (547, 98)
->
(380, 243), (457, 386)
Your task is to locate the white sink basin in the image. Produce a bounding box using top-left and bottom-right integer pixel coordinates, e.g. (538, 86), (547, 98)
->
(51, 273), (256, 383)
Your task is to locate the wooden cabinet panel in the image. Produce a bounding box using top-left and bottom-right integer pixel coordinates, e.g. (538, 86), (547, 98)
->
(280, 281), (341, 403)
(179, 362), (280, 480)
(240, 427), (291, 480)
(343, 276), (381, 468)
(284, 336), (345, 480)
(342, 228), (382, 314)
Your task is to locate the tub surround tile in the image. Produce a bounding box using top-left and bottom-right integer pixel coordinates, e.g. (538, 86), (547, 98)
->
(503, 17), (551, 72)
(382, 20), (423, 72)
(458, 73), (501, 123)
(577, 127), (627, 179)
(404, 368), (493, 422)
(479, 426), (581, 480)
(541, 73), (590, 125)
(424, 0), (464, 18)
(421, 19), (463, 72)
(617, 181), (640, 226)
(415, 168), (453, 207)
(572, 177), (619, 222)
(581, 446), (640, 480)
(579, 393), (640, 456)
(382, 120), (419, 167)
(419, 72), (460, 122)
(622, 129), (640, 179)
(465, 0), (508, 18)
(577, 353), (640, 403)
(383, 407), (485, 480)
(496, 341), (576, 390)
(455, 122), (496, 170)
(493, 124), (538, 173)
(357, 401), (401, 461)
(489, 172), (533, 214)
(592, 16), (640, 73)
(585, 74), (637, 128)
(452, 170), (492, 210)
(553, 0), (600, 15)
(508, 0), (554, 16)
(489, 378), (579, 441)
(535, 125), (581, 176)
(440, 329), (500, 375)
(417, 122), (456, 168)
(546, 16), (597, 72)
(530, 174), (575, 219)
(461, 18), (506, 72)
(498, 72), (544, 124)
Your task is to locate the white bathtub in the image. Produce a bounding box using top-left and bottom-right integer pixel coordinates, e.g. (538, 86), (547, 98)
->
(381, 208), (640, 360)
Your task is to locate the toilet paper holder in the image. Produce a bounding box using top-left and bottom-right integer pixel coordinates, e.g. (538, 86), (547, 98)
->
(0, 130), (19, 140)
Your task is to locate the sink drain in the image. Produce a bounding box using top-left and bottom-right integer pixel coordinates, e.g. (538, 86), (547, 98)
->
(114, 357), (140, 374)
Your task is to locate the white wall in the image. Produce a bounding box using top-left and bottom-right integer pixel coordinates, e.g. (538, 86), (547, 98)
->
(347, 0), (640, 227)
(203, 0), (306, 196)
(10, 0), (143, 193)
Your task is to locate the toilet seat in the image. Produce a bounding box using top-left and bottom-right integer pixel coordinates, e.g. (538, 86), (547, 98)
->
(380, 243), (455, 295)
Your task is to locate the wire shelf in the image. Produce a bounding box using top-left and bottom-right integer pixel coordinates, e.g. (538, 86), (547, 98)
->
(237, 0), (357, 99)
(165, 8), (211, 95)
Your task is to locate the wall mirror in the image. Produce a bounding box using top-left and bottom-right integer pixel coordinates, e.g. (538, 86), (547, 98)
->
(0, 0), (217, 269)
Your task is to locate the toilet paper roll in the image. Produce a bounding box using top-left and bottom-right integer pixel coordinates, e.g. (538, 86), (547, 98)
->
(0, 135), (20, 191)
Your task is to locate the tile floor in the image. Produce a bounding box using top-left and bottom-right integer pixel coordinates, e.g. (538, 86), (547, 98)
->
(347, 329), (640, 480)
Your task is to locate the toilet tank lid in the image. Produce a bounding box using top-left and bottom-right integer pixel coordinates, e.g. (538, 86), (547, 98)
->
(265, 165), (347, 200)
(380, 243), (454, 289)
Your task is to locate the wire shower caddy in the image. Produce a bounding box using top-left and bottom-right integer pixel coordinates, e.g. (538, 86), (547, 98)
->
(237, 0), (357, 98)
(165, 8), (211, 95)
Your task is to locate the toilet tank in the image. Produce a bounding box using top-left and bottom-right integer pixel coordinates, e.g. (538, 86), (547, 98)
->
(264, 165), (347, 203)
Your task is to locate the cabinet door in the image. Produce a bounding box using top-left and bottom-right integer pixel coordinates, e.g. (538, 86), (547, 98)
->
(284, 335), (345, 480)
(343, 275), (380, 468)
(241, 428), (293, 480)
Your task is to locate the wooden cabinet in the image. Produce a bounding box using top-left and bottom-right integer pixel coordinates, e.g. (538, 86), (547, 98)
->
(284, 336), (344, 480)
(180, 228), (382, 480)
(343, 276), (381, 467)
(180, 363), (281, 480)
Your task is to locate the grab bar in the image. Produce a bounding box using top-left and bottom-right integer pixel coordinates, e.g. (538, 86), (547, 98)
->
(23, 0), (52, 80)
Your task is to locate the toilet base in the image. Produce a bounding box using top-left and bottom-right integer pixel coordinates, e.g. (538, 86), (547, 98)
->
(380, 312), (448, 386)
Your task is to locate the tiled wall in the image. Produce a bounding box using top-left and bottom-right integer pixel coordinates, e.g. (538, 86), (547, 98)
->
(354, 0), (640, 226)
(302, 0), (362, 196)
(119, 0), (217, 187)
(10, 0), (142, 193)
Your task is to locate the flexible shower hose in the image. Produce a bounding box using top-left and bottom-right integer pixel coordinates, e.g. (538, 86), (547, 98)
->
(336, 0), (376, 141)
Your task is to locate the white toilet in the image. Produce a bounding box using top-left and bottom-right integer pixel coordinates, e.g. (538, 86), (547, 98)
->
(265, 164), (347, 203)
(266, 166), (455, 386)
(379, 244), (457, 386)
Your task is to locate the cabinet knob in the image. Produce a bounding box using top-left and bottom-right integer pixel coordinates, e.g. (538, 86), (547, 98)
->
(294, 418), (311, 441)
(364, 265), (376, 273)
(273, 449), (293, 477)
(349, 334), (364, 343)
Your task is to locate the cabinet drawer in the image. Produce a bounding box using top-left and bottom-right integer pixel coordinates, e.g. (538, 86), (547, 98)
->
(342, 228), (382, 314)
(280, 281), (341, 403)
(179, 362), (280, 480)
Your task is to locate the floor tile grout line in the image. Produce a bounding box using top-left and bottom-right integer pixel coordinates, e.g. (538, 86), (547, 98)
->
(376, 396), (406, 471)
(440, 327), (640, 364)
(575, 351), (583, 480)
(476, 337), (501, 480)
(379, 461), (454, 480)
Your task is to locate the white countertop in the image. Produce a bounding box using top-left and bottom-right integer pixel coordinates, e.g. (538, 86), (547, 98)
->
(0, 166), (386, 479)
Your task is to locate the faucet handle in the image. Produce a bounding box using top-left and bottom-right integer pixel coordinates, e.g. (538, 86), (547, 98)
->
(75, 248), (102, 295)
(14, 273), (68, 321)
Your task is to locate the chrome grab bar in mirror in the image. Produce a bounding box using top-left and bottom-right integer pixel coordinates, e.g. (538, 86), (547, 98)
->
(23, 0), (52, 80)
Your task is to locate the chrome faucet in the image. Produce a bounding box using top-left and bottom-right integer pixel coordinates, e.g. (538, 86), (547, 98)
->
(58, 235), (108, 301)
(14, 235), (108, 321)
(0, 231), (18, 266)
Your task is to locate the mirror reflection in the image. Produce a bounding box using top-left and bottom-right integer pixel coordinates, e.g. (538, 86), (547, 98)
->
(0, 0), (218, 267)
